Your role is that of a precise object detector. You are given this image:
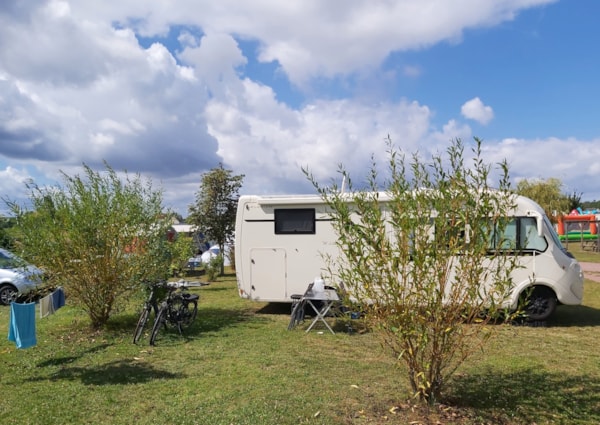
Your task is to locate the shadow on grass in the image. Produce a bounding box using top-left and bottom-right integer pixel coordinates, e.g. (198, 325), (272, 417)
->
(37, 344), (112, 367)
(503, 304), (600, 329)
(446, 367), (600, 423)
(257, 301), (600, 334)
(198, 286), (232, 293)
(547, 304), (600, 327)
(255, 302), (291, 315)
(255, 302), (367, 335)
(29, 359), (184, 385)
(133, 306), (263, 346)
(195, 306), (260, 333)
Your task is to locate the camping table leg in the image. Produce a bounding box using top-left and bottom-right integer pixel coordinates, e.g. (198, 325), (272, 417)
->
(305, 299), (336, 334)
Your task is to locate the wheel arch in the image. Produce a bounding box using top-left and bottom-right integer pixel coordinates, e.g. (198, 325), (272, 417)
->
(509, 279), (558, 308)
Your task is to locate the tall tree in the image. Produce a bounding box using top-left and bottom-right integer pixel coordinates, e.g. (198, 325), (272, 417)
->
(6, 163), (173, 328)
(307, 137), (520, 404)
(516, 177), (570, 222)
(188, 164), (244, 275)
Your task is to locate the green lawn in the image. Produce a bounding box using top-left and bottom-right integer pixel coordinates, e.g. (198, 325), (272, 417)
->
(1, 249), (600, 424)
(564, 241), (600, 263)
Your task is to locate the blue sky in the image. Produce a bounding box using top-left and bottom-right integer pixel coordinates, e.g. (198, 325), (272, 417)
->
(1, 0), (599, 216)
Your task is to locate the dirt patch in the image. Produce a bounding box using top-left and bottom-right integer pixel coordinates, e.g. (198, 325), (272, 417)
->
(580, 262), (600, 283)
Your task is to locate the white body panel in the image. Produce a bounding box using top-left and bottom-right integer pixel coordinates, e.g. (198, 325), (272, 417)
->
(234, 193), (584, 312)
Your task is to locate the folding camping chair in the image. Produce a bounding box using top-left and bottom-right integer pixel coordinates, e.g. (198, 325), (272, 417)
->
(287, 283), (313, 330)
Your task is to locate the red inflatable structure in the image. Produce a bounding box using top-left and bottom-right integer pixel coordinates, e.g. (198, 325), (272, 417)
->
(557, 210), (598, 241)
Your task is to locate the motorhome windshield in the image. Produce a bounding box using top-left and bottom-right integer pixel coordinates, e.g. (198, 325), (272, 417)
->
(544, 215), (566, 250)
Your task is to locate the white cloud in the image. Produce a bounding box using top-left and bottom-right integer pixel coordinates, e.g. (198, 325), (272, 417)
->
(0, 3), (220, 179)
(461, 97), (495, 125)
(4, 0), (598, 217)
(0, 165), (34, 214)
(0, 165), (30, 185)
(205, 78), (435, 194)
(90, 132), (115, 148)
(403, 65), (422, 78)
(482, 137), (600, 197)
(64, 0), (556, 85)
(178, 32), (247, 98)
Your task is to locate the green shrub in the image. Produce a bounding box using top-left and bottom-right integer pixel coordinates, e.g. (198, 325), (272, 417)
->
(205, 254), (223, 281)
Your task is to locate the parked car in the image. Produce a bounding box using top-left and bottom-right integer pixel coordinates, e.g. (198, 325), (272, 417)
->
(0, 248), (43, 305)
(187, 256), (203, 269)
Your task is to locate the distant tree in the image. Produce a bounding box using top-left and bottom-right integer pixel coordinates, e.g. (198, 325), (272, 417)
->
(0, 217), (16, 249)
(307, 137), (520, 404)
(188, 164), (244, 276)
(0, 228), (13, 250)
(566, 190), (583, 212)
(516, 178), (570, 222)
(582, 200), (600, 210)
(6, 164), (173, 328)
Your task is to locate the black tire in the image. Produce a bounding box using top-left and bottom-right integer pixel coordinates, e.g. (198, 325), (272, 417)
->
(522, 286), (557, 321)
(181, 300), (198, 329)
(149, 304), (167, 346)
(175, 299), (198, 334)
(133, 305), (151, 344)
(0, 284), (18, 306)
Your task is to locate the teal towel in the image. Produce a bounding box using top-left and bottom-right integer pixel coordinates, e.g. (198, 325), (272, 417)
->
(8, 302), (37, 349)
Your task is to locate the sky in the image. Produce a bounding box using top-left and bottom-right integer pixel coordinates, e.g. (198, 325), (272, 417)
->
(1, 0), (599, 217)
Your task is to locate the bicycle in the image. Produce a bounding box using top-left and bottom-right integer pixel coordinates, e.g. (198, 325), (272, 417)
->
(133, 280), (167, 344)
(149, 280), (199, 346)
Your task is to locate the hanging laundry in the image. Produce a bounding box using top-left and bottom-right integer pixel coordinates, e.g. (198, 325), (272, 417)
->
(39, 293), (55, 318)
(8, 302), (37, 349)
(51, 287), (65, 311)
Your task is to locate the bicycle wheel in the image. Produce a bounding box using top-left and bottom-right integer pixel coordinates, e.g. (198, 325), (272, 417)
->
(149, 304), (167, 346)
(179, 298), (198, 330)
(133, 305), (151, 344)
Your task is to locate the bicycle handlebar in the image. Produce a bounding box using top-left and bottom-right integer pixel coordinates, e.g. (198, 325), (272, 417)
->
(166, 279), (191, 289)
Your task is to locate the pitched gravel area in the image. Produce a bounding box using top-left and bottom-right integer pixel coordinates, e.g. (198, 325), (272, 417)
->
(580, 262), (600, 283)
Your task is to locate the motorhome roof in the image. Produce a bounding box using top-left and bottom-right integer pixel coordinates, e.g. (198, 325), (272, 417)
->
(240, 194), (324, 205)
(240, 192), (544, 215)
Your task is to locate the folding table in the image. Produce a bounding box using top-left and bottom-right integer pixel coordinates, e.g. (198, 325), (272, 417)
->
(302, 288), (340, 334)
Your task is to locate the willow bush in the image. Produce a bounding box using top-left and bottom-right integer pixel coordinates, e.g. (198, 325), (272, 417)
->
(308, 137), (521, 404)
(7, 164), (174, 328)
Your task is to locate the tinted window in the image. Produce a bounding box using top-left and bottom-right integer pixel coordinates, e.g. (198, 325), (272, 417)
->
(274, 209), (316, 234)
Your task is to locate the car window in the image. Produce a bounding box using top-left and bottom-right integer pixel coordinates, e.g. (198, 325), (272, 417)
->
(0, 251), (20, 269)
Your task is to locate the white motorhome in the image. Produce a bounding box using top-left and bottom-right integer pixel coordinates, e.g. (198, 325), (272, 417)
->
(234, 193), (584, 320)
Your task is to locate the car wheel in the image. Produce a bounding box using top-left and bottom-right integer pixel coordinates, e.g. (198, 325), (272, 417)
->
(0, 284), (18, 305)
(522, 286), (557, 321)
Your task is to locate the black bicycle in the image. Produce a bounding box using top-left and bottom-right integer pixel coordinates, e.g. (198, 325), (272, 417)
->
(149, 281), (199, 346)
(133, 281), (167, 344)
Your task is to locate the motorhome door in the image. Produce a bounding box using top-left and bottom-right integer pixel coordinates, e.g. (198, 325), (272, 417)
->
(250, 248), (287, 301)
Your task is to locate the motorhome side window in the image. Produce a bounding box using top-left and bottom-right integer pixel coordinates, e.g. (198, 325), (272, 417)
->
(491, 217), (547, 253)
(274, 208), (316, 234)
(520, 217), (548, 251)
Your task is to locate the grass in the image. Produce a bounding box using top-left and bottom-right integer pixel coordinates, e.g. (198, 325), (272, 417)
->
(563, 241), (600, 262)
(1, 248), (600, 424)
